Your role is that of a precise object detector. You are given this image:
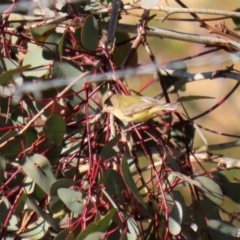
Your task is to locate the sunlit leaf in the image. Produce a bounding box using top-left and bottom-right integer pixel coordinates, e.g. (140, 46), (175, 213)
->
(22, 48), (52, 78)
(169, 201), (183, 235)
(57, 188), (84, 214)
(207, 219), (239, 237)
(50, 179), (74, 213)
(126, 216), (139, 239)
(194, 176), (224, 206)
(31, 24), (56, 42)
(20, 154), (56, 194)
(0, 64), (31, 86)
(18, 218), (49, 239)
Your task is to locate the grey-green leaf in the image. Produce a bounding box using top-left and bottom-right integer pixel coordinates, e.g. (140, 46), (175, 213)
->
(18, 218), (49, 239)
(43, 114), (66, 146)
(50, 179), (74, 213)
(169, 201), (183, 235)
(20, 154), (56, 194)
(208, 219), (239, 237)
(122, 153), (147, 209)
(81, 15), (99, 51)
(0, 64), (31, 86)
(194, 176), (224, 206)
(57, 188), (84, 214)
(22, 48), (52, 78)
(76, 208), (117, 240)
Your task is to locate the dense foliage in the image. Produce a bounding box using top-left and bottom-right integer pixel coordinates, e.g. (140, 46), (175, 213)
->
(1, 0), (240, 239)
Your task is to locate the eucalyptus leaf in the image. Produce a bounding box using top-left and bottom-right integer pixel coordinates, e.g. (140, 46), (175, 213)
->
(81, 15), (99, 51)
(54, 228), (78, 240)
(0, 197), (10, 225)
(99, 170), (126, 204)
(18, 218), (49, 239)
(0, 156), (6, 184)
(43, 32), (65, 59)
(57, 188), (84, 214)
(0, 64), (31, 86)
(208, 219), (239, 238)
(50, 178), (74, 213)
(31, 24), (56, 42)
(99, 135), (121, 160)
(169, 201), (183, 235)
(76, 208), (117, 240)
(26, 196), (60, 232)
(126, 217), (139, 239)
(43, 114), (66, 146)
(20, 154), (56, 194)
(178, 95), (215, 102)
(194, 176), (224, 206)
(22, 48), (52, 78)
(122, 153), (147, 209)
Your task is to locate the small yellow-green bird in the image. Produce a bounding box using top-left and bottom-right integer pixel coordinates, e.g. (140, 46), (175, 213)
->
(102, 91), (179, 123)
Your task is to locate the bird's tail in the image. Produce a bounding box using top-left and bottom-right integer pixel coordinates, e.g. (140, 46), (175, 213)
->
(163, 102), (180, 111)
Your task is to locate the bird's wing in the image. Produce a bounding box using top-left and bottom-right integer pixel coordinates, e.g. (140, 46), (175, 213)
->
(122, 101), (157, 116)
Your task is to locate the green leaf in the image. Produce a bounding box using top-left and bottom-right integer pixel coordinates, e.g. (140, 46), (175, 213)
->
(194, 176), (224, 206)
(99, 135), (121, 160)
(122, 153), (147, 209)
(57, 188), (84, 214)
(0, 64), (31, 86)
(24, 128), (38, 148)
(31, 24), (56, 42)
(113, 32), (138, 68)
(43, 114), (66, 146)
(54, 229), (78, 240)
(22, 48), (52, 78)
(126, 216), (139, 239)
(81, 15), (99, 51)
(76, 208), (117, 240)
(0, 197), (10, 224)
(52, 59), (82, 79)
(177, 95), (215, 102)
(0, 130), (22, 160)
(49, 179), (74, 213)
(18, 218), (49, 239)
(0, 156), (6, 184)
(99, 170), (126, 204)
(26, 196), (60, 232)
(20, 154), (56, 194)
(232, 9), (240, 29)
(50, 179), (74, 196)
(23, 176), (35, 194)
(207, 219), (239, 237)
(169, 201), (183, 235)
(43, 32), (65, 59)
